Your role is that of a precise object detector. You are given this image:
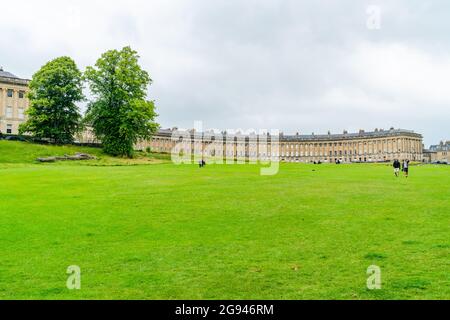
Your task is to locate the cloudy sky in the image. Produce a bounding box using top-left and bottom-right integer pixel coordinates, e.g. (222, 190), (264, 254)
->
(1, 0), (449, 145)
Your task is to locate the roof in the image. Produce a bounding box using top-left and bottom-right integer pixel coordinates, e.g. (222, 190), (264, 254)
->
(429, 142), (449, 152)
(154, 128), (423, 141)
(0, 69), (19, 79)
(0, 67), (29, 85)
(282, 129), (422, 141)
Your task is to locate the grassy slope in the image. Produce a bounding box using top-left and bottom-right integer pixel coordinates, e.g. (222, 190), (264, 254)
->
(0, 141), (170, 166)
(0, 141), (449, 299)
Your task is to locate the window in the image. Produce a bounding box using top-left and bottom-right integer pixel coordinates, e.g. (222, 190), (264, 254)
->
(18, 108), (24, 120)
(6, 124), (12, 134)
(19, 91), (25, 99)
(7, 89), (13, 98)
(6, 106), (13, 118)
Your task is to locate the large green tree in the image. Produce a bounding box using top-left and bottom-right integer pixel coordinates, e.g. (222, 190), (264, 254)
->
(84, 46), (159, 157)
(19, 57), (84, 144)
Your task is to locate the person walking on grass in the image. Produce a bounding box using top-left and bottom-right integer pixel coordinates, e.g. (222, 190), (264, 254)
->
(198, 159), (206, 168)
(403, 159), (410, 178)
(393, 159), (401, 177)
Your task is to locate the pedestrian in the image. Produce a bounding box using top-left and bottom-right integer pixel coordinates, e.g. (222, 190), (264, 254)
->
(393, 159), (401, 177)
(403, 159), (410, 178)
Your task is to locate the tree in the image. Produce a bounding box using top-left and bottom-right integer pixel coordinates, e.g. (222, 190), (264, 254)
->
(19, 57), (84, 144)
(84, 46), (159, 157)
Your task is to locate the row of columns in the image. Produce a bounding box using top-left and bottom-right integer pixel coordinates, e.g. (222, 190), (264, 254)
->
(144, 136), (423, 162)
(280, 138), (422, 161)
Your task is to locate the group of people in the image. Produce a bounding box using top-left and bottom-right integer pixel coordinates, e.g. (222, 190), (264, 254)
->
(198, 159), (206, 168)
(393, 159), (410, 178)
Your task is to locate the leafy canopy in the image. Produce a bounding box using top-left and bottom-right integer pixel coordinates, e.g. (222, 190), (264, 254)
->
(19, 56), (84, 144)
(84, 46), (159, 157)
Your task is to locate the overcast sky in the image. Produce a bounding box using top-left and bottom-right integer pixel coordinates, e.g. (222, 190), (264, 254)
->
(1, 0), (449, 145)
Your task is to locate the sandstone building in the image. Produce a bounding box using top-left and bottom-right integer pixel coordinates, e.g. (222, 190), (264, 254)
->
(137, 127), (423, 163)
(0, 68), (30, 135)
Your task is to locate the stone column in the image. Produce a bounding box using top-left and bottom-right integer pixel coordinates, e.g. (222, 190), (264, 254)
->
(0, 87), (5, 118)
(376, 140), (380, 160)
(0, 88), (4, 132)
(408, 139), (411, 158)
(0, 88), (3, 115)
(13, 89), (18, 119)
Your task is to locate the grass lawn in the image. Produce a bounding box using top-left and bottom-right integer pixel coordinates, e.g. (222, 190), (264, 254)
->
(0, 141), (449, 299)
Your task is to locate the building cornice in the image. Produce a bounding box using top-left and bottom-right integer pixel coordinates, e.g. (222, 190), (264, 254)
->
(0, 76), (30, 87)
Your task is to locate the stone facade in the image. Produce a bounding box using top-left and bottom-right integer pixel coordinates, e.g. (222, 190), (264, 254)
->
(0, 68), (30, 135)
(137, 128), (423, 163)
(423, 141), (450, 163)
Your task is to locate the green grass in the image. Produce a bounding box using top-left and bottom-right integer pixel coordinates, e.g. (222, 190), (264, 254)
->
(0, 141), (449, 299)
(0, 140), (170, 166)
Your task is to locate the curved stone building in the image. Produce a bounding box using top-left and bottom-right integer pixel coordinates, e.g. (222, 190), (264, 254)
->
(279, 129), (423, 162)
(138, 127), (423, 163)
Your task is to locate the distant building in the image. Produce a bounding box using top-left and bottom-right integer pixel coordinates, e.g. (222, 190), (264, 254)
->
(0, 67), (30, 134)
(135, 127), (424, 163)
(424, 141), (449, 163)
